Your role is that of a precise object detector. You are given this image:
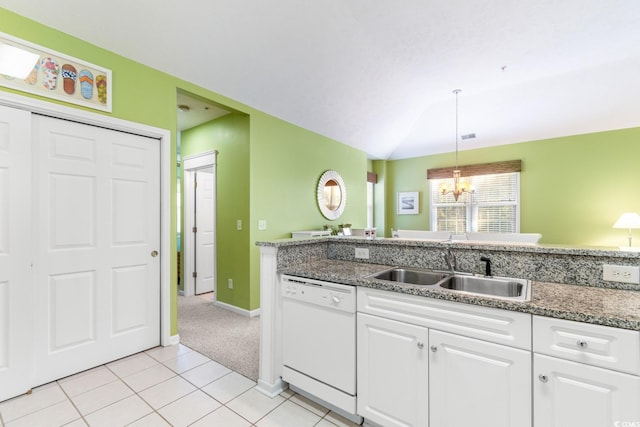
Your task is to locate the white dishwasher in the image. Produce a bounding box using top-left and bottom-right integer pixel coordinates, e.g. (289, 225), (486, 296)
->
(280, 275), (359, 420)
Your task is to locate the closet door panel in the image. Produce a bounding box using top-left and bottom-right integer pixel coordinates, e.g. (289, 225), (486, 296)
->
(0, 106), (34, 402)
(32, 115), (160, 384)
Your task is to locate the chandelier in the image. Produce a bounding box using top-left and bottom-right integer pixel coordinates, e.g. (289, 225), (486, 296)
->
(440, 89), (473, 201)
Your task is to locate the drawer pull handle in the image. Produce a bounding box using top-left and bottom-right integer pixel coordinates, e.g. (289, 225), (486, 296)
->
(577, 340), (588, 349)
(430, 345), (438, 352)
(417, 342), (424, 349)
(538, 374), (549, 383)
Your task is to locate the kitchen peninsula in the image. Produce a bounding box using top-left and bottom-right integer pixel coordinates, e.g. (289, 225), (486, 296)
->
(256, 236), (640, 427)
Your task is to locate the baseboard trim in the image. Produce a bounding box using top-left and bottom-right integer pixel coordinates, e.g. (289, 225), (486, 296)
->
(214, 300), (261, 317)
(165, 334), (180, 346)
(255, 378), (287, 398)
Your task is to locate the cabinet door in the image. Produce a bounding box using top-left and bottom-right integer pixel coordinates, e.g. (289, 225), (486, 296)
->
(429, 330), (531, 427)
(357, 313), (429, 427)
(534, 354), (640, 427)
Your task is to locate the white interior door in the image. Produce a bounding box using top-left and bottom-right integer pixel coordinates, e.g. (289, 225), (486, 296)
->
(0, 106), (34, 401)
(194, 169), (215, 295)
(182, 151), (217, 298)
(31, 115), (160, 384)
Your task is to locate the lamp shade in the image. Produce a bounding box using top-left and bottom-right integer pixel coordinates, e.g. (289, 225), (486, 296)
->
(613, 212), (640, 229)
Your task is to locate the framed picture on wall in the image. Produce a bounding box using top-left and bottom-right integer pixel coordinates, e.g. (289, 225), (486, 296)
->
(397, 192), (419, 215)
(0, 32), (112, 112)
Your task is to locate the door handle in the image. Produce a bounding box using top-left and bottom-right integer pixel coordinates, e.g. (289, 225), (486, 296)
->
(151, 250), (159, 257)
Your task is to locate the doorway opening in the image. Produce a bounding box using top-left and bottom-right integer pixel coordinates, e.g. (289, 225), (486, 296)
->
(174, 90), (259, 380)
(176, 89), (229, 292)
(182, 151), (218, 298)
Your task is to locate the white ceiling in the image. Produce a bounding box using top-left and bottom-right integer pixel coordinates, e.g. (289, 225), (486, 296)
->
(2, 0), (640, 159)
(176, 92), (230, 131)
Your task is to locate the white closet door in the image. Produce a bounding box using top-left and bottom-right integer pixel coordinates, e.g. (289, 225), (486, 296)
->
(0, 106), (34, 401)
(195, 169), (215, 295)
(32, 115), (160, 384)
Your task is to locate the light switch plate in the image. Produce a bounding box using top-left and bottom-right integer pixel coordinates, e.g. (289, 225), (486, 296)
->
(258, 219), (267, 230)
(602, 264), (640, 284)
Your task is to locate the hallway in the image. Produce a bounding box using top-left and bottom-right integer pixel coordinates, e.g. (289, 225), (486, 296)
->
(177, 294), (260, 380)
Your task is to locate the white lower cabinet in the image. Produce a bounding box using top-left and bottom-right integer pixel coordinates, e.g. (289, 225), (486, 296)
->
(356, 288), (640, 427)
(429, 330), (531, 427)
(356, 312), (531, 427)
(534, 354), (640, 427)
(533, 316), (640, 427)
(357, 312), (429, 427)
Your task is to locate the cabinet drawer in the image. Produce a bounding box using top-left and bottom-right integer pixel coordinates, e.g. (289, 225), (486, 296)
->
(533, 316), (640, 375)
(357, 287), (531, 350)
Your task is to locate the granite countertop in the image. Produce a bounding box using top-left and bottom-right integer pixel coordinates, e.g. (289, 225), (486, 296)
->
(280, 259), (640, 331)
(258, 235), (640, 259)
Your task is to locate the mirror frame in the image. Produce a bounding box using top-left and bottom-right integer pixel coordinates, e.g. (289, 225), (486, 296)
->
(317, 170), (346, 220)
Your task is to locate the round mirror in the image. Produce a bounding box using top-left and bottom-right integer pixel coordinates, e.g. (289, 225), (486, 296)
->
(317, 170), (346, 220)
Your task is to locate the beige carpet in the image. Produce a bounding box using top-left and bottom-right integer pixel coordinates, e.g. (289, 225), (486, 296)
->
(177, 295), (260, 381)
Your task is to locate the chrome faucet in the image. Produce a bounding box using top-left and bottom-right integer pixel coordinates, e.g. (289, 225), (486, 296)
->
(442, 248), (456, 273)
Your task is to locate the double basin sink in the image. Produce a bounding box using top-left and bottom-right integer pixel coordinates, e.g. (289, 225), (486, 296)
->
(370, 267), (531, 302)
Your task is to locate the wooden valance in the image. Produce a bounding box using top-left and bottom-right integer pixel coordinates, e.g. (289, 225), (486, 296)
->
(427, 160), (521, 180)
(367, 172), (378, 183)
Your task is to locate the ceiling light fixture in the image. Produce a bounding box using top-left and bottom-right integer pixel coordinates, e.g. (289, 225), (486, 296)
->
(440, 89), (473, 201)
(177, 104), (190, 112)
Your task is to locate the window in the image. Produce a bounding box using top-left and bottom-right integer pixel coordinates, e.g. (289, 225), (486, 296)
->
(366, 171), (377, 230)
(366, 181), (374, 229)
(430, 172), (520, 233)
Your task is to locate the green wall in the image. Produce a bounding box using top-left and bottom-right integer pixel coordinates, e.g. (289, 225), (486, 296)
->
(248, 114), (368, 309)
(1, 8), (367, 327)
(180, 112), (368, 312)
(384, 128), (640, 247)
(181, 113), (251, 308)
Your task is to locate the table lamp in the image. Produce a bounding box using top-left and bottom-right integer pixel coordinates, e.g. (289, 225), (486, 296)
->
(613, 212), (640, 247)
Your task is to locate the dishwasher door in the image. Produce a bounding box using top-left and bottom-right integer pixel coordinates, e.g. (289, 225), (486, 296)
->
(281, 277), (356, 395)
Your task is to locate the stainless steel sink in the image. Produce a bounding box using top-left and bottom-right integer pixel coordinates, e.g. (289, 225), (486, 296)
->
(372, 268), (447, 286)
(439, 275), (531, 301)
(370, 267), (531, 302)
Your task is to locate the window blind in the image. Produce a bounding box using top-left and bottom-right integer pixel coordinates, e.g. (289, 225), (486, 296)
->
(430, 172), (520, 233)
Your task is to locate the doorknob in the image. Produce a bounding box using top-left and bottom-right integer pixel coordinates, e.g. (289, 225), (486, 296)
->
(151, 250), (159, 257)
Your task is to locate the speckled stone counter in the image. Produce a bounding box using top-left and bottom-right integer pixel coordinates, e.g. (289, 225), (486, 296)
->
(259, 236), (640, 290)
(255, 237), (640, 397)
(279, 258), (640, 330)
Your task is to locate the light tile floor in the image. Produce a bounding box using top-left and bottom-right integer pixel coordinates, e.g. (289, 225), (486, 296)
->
(0, 345), (360, 427)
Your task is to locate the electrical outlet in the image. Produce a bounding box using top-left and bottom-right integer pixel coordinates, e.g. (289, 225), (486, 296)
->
(236, 220), (242, 230)
(602, 264), (640, 284)
(228, 278), (233, 289)
(355, 248), (370, 259)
